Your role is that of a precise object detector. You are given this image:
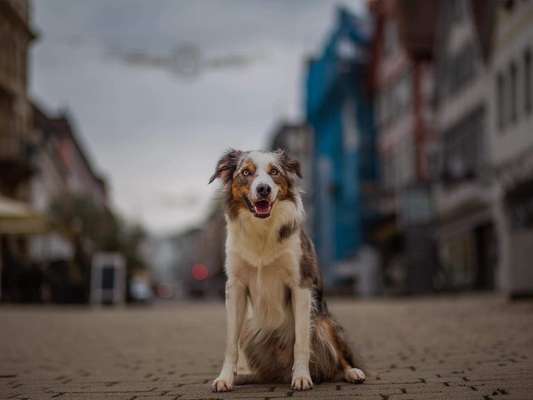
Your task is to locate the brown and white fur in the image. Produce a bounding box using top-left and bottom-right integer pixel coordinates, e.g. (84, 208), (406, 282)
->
(209, 149), (365, 392)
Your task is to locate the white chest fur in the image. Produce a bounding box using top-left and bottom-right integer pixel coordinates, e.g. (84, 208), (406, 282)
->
(225, 201), (303, 329)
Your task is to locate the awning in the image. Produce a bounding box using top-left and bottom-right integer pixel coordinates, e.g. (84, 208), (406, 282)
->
(0, 195), (48, 235)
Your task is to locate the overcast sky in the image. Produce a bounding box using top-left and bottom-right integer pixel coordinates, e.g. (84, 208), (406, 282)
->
(30, 0), (366, 235)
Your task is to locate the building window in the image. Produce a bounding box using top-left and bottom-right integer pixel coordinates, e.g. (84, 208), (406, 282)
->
(384, 22), (399, 57)
(377, 92), (387, 128)
(525, 48), (532, 116)
(497, 72), (505, 131)
(510, 62), (518, 124)
(398, 71), (412, 116)
(443, 106), (484, 183)
(453, 0), (464, 21)
(378, 71), (412, 129)
(406, 134), (415, 185)
(381, 152), (389, 190)
(446, 42), (476, 99)
(504, 0), (516, 11)
(509, 62), (518, 124)
(383, 149), (398, 191)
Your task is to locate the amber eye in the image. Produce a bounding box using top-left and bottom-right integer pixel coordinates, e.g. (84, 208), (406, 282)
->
(270, 167), (279, 176)
(242, 168), (250, 176)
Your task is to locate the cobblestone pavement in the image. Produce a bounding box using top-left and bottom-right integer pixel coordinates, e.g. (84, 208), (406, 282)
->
(1, 295), (533, 400)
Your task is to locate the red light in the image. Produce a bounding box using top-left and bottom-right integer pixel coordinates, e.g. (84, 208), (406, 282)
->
(192, 264), (209, 281)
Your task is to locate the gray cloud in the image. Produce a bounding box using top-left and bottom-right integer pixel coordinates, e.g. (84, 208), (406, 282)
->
(30, 0), (365, 234)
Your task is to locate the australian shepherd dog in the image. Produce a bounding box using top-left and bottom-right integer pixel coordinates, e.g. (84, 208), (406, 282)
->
(209, 149), (365, 392)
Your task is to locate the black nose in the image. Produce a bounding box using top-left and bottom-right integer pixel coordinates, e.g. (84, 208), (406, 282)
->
(257, 184), (271, 198)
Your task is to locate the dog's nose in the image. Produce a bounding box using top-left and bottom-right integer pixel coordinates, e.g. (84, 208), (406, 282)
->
(256, 184), (271, 198)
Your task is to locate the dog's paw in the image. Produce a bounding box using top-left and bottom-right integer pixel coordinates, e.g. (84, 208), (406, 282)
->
(291, 374), (313, 391)
(344, 367), (366, 384)
(212, 376), (233, 392)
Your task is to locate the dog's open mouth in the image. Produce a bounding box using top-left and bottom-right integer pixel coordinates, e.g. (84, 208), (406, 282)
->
(253, 200), (272, 218)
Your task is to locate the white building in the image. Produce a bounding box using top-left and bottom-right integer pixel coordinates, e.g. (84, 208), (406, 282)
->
(488, 0), (533, 298)
(432, 0), (497, 291)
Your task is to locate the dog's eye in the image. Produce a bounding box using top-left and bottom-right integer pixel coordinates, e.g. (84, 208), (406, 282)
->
(270, 167), (279, 176)
(242, 169), (250, 176)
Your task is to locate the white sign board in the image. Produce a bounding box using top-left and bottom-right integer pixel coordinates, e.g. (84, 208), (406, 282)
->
(90, 252), (126, 305)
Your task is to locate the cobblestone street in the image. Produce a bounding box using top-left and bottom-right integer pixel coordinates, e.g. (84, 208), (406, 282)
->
(1, 295), (532, 400)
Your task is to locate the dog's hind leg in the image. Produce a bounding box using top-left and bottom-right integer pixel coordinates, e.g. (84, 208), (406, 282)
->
(331, 327), (365, 384)
(343, 367), (366, 383)
(237, 344), (252, 375)
(318, 316), (365, 384)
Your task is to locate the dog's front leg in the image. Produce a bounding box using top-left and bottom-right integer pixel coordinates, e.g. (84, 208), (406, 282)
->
(212, 279), (247, 392)
(291, 287), (313, 390)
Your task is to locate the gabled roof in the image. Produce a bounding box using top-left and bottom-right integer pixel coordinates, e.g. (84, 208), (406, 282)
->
(32, 102), (106, 188)
(367, 0), (438, 92)
(434, 0), (496, 67)
(396, 0), (438, 61)
(0, 0), (37, 40)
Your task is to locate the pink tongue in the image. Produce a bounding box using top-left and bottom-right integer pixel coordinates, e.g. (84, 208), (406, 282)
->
(255, 201), (270, 213)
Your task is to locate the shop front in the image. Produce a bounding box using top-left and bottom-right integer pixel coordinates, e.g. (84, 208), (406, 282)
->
(437, 202), (497, 292)
(503, 177), (533, 298)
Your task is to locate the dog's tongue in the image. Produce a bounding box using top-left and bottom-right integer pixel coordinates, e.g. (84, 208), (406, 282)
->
(254, 200), (271, 217)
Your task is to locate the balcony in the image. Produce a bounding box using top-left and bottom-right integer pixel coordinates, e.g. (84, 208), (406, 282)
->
(0, 133), (36, 189)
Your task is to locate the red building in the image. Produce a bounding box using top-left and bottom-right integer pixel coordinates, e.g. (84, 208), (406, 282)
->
(30, 104), (109, 262)
(369, 0), (439, 294)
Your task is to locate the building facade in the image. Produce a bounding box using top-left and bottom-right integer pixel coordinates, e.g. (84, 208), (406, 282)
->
(0, 0), (37, 302)
(369, 0), (439, 294)
(29, 104), (72, 262)
(2, 102), (111, 303)
(432, 0), (497, 291)
(0, 0), (36, 201)
(30, 106), (108, 218)
(305, 7), (379, 288)
(30, 104), (108, 256)
(367, 0), (533, 297)
(488, 0), (533, 297)
(30, 105), (109, 264)
(40, 112), (107, 208)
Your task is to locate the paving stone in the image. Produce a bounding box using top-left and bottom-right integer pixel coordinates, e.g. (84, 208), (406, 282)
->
(1, 295), (532, 399)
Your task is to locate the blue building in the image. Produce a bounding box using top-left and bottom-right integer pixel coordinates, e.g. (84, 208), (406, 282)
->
(305, 7), (378, 286)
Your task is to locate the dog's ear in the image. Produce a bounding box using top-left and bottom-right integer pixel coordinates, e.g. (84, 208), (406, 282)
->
(277, 149), (302, 179)
(209, 148), (242, 184)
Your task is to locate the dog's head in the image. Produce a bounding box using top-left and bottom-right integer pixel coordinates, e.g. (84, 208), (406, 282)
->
(209, 149), (301, 220)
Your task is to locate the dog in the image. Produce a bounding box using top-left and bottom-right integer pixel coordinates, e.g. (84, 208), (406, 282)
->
(209, 149), (365, 392)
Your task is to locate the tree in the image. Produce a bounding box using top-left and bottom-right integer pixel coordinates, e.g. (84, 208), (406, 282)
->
(47, 193), (149, 302)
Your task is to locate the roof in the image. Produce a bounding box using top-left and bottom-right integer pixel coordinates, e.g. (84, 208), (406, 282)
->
(32, 102), (107, 190)
(369, 0), (438, 62)
(0, 0), (37, 40)
(396, 0), (438, 61)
